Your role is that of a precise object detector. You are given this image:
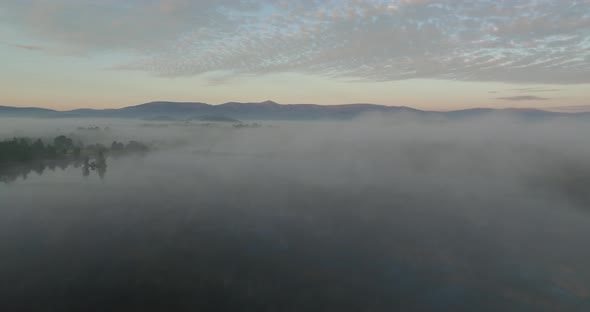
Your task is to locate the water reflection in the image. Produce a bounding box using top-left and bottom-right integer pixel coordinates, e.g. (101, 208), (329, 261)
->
(97, 165), (106, 179)
(0, 157), (107, 183)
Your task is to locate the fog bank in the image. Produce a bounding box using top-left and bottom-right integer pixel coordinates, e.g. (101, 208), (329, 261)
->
(1, 116), (590, 311)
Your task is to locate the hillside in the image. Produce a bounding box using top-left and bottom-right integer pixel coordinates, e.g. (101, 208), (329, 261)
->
(0, 102), (588, 121)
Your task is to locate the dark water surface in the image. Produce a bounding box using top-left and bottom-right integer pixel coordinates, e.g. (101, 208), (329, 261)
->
(1, 139), (590, 311)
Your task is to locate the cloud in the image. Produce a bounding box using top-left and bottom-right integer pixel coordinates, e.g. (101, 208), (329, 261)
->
(1, 0), (589, 84)
(0, 0), (258, 52)
(509, 88), (562, 93)
(202, 71), (240, 86)
(496, 95), (550, 101)
(0, 41), (45, 51)
(14, 44), (45, 51)
(490, 87), (563, 94)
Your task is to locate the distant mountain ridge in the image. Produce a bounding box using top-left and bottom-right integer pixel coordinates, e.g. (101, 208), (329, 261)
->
(1, 101), (588, 120)
(0, 105), (58, 117)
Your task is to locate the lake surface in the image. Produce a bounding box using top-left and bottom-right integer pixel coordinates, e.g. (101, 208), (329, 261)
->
(2, 120), (590, 311)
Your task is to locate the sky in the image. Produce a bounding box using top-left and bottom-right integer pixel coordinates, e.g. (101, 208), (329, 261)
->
(1, 0), (589, 111)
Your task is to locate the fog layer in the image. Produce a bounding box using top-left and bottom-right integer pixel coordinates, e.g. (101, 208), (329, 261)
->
(1, 116), (590, 311)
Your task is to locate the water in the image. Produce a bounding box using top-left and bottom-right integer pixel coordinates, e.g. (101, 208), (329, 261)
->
(1, 121), (590, 311)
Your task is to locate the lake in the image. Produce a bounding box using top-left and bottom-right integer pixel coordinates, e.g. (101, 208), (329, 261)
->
(1, 119), (590, 311)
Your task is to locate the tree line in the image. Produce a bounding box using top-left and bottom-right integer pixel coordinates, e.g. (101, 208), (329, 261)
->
(0, 135), (148, 165)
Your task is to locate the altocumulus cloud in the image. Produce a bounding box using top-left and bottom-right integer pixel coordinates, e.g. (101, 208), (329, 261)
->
(496, 95), (550, 101)
(2, 0), (589, 84)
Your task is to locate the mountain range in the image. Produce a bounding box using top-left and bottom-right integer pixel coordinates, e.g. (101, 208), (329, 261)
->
(1, 101), (588, 121)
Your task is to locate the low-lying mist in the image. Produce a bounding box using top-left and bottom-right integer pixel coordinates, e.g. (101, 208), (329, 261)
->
(1, 115), (590, 311)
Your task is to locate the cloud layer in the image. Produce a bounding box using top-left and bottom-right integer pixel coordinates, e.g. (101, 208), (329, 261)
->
(2, 0), (590, 84)
(496, 95), (550, 101)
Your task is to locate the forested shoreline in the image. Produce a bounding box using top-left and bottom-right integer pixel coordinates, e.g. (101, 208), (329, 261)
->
(0, 135), (149, 183)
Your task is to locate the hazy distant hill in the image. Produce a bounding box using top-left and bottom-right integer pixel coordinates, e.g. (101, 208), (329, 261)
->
(191, 115), (241, 123)
(0, 101), (588, 120)
(0, 106), (59, 117)
(545, 105), (590, 113)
